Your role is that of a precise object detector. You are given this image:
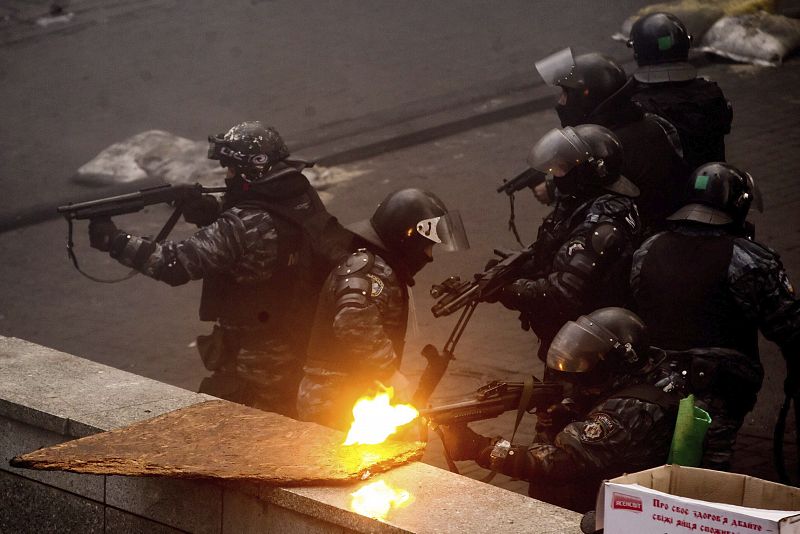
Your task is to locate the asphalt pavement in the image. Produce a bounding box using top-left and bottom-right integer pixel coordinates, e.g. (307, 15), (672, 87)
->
(1, 1), (800, 497)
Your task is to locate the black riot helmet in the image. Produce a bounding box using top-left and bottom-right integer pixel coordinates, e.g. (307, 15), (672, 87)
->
(535, 48), (627, 127)
(628, 12), (696, 83)
(547, 307), (648, 374)
(207, 121), (291, 183)
(527, 124), (639, 198)
(667, 162), (763, 226)
(347, 189), (469, 277)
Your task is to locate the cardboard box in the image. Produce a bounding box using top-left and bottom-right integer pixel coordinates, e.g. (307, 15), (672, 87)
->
(596, 465), (800, 533)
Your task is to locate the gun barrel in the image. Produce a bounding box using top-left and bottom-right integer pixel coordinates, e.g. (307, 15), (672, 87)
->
(420, 393), (519, 426)
(57, 184), (227, 219)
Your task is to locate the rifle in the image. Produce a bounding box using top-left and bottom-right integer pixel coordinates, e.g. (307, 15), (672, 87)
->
(57, 183), (227, 283)
(430, 247), (534, 318)
(420, 376), (564, 427)
(57, 183), (226, 220)
(496, 168), (546, 196)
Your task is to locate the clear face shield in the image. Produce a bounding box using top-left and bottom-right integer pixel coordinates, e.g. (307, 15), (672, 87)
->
(535, 47), (580, 88)
(745, 172), (764, 213)
(546, 317), (615, 373)
(526, 127), (591, 177)
(415, 210), (470, 252)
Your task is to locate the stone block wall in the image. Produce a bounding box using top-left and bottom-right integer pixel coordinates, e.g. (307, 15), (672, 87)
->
(0, 336), (580, 533)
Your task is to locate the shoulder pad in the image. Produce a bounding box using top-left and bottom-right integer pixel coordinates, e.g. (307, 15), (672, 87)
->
(333, 249), (374, 276)
(590, 222), (626, 256)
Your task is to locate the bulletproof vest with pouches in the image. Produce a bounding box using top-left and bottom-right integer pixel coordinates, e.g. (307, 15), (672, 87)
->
(199, 171), (354, 355)
(636, 231), (758, 358)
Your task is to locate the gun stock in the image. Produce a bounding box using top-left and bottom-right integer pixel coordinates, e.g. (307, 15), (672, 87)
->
(57, 183), (226, 220)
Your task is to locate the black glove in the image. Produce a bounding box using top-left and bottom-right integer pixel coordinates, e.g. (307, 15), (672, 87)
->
(88, 217), (122, 252)
(439, 423), (492, 461)
(182, 195), (220, 227)
(535, 400), (580, 437)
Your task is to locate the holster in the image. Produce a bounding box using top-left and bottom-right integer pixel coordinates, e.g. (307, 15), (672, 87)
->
(196, 325), (238, 371)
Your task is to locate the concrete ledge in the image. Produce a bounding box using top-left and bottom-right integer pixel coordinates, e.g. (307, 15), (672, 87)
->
(0, 335), (581, 533)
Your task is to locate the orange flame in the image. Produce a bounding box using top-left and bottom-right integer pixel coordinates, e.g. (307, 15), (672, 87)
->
(350, 479), (412, 520)
(343, 387), (419, 445)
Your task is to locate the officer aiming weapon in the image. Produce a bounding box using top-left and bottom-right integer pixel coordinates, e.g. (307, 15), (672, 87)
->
(57, 183), (226, 282)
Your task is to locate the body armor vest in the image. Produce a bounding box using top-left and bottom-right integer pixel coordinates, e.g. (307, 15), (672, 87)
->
(632, 78), (732, 170)
(199, 171), (353, 355)
(636, 232), (758, 358)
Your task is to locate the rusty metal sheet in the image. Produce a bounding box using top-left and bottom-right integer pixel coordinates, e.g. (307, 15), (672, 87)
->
(11, 400), (425, 485)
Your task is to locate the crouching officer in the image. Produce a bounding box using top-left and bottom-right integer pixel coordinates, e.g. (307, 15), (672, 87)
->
(490, 125), (641, 362)
(88, 121), (353, 416)
(297, 189), (469, 430)
(631, 162), (800, 470)
(439, 308), (683, 513)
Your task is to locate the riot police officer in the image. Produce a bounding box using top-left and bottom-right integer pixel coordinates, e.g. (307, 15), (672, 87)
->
(535, 48), (690, 229)
(297, 188), (469, 430)
(631, 162), (800, 470)
(88, 121), (354, 416)
(628, 12), (733, 171)
(439, 308), (682, 513)
(492, 124), (641, 362)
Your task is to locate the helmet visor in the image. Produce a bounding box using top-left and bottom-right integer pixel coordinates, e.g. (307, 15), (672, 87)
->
(416, 210), (470, 251)
(527, 127), (590, 177)
(535, 47), (580, 88)
(745, 172), (764, 213)
(546, 318), (613, 373)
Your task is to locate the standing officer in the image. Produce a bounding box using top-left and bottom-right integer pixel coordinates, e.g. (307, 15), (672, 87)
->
(439, 308), (682, 513)
(88, 121), (353, 416)
(631, 162), (800, 470)
(297, 189), (469, 430)
(628, 12), (733, 171)
(491, 124), (641, 362)
(534, 48), (689, 230)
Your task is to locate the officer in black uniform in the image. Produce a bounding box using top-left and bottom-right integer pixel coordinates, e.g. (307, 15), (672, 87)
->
(88, 121), (353, 416)
(297, 189), (469, 430)
(439, 308), (682, 513)
(534, 48), (690, 230)
(491, 124), (641, 362)
(631, 162), (800, 470)
(628, 12), (733, 171)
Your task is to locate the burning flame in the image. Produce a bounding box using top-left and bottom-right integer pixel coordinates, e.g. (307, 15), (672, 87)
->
(350, 480), (411, 520)
(343, 387), (419, 445)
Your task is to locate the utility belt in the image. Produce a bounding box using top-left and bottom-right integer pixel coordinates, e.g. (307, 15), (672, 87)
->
(662, 348), (763, 418)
